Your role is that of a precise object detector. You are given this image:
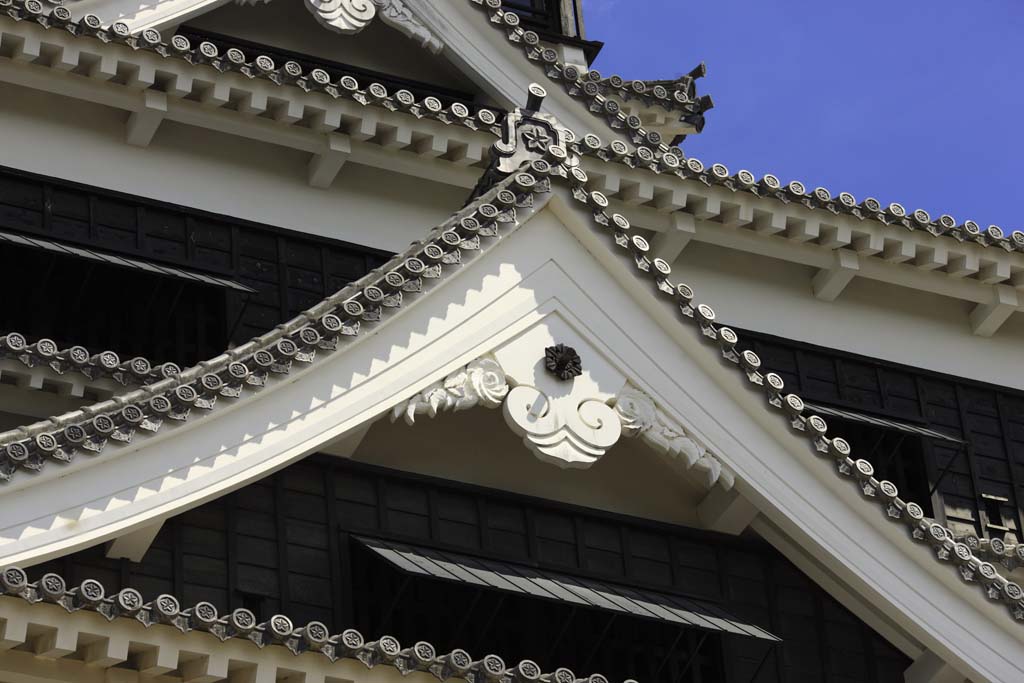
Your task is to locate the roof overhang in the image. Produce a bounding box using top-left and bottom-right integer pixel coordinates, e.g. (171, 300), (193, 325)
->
(2, 0), (1019, 347)
(0, 172), (1022, 680)
(0, 592), (537, 683)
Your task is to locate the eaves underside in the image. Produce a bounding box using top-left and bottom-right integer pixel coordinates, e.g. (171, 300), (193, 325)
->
(2, 0), (1021, 339)
(1, 0), (1019, 251)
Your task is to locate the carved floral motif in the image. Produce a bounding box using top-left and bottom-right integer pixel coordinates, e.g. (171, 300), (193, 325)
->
(392, 357), (509, 426)
(615, 386), (734, 490)
(370, 0), (443, 53)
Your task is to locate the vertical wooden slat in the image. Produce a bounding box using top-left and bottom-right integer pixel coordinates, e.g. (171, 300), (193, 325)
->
(994, 393), (1024, 542)
(876, 366), (891, 414)
(135, 206), (145, 251)
(619, 525), (634, 583)
(574, 517), (586, 569)
(811, 583), (831, 683)
(323, 463), (347, 628)
(227, 490), (239, 611)
(41, 184), (52, 235)
(376, 477), (388, 531)
(319, 245), (330, 298)
(858, 619), (882, 683)
(477, 497), (490, 552)
(761, 558), (785, 683)
(524, 507), (539, 561)
(427, 488), (441, 544)
(913, 375), (948, 522)
(274, 475), (292, 614)
(953, 384), (985, 535)
(87, 195), (97, 241)
(172, 517), (184, 597)
(185, 215), (196, 262)
(229, 224), (241, 272)
(276, 235), (289, 321)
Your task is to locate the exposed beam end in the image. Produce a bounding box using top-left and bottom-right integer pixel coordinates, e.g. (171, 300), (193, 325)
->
(307, 133), (352, 189)
(650, 212), (696, 265)
(620, 180), (654, 207)
(969, 285), (1018, 337)
(904, 650), (967, 683)
(125, 91), (168, 148)
(105, 520), (165, 562)
(812, 249), (859, 302)
(697, 485), (758, 535)
(447, 140), (485, 167)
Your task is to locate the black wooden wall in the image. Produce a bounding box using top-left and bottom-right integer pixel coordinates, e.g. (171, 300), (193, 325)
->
(0, 166), (389, 366)
(32, 457), (909, 683)
(738, 330), (1024, 543)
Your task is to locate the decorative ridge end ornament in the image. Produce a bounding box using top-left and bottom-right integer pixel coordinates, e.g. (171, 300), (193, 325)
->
(544, 344), (582, 381)
(392, 357), (509, 425)
(467, 84), (573, 203)
(614, 386), (734, 491)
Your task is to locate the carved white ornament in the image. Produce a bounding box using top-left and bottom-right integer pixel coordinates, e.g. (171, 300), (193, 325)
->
(503, 386), (621, 469)
(614, 386), (734, 490)
(389, 357), (730, 487)
(239, 0), (442, 53)
(370, 0), (443, 52)
(391, 357), (509, 425)
(304, 0), (376, 34)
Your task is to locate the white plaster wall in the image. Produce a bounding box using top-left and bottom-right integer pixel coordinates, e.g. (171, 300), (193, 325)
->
(674, 241), (1024, 392)
(188, 0), (482, 97)
(348, 407), (706, 527)
(0, 83), (467, 253)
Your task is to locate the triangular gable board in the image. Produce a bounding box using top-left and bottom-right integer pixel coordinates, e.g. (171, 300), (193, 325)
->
(0, 148), (1022, 681)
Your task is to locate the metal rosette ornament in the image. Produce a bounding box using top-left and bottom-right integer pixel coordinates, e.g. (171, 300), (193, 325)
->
(394, 641), (437, 675)
(430, 648), (474, 681)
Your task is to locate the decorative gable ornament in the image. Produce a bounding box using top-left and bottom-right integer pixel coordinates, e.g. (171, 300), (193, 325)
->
(502, 384), (621, 469)
(239, 0), (442, 52)
(303, 0), (376, 34)
(391, 357), (509, 425)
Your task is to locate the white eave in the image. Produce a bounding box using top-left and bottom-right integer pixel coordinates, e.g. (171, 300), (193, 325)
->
(0, 164), (1021, 680)
(1, 0), (1020, 341)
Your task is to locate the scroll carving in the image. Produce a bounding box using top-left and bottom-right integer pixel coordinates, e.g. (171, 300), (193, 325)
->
(238, 0), (442, 52)
(503, 386), (621, 469)
(304, 0), (377, 34)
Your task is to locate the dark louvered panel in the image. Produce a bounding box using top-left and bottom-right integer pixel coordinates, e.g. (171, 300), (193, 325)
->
(30, 458), (910, 682)
(0, 165), (386, 365)
(740, 329), (1024, 545)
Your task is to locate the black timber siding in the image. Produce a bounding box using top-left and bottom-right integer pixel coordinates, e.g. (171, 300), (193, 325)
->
(34, 458), (909, 683)
(0, 166), (389, 365)
(738, 329), (1024, 543)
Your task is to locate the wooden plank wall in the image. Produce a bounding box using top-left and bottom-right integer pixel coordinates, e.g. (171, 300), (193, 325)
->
(740, 330), (1024, 543)
(0, 166), (389, 365)
(31, 458), (908, 683)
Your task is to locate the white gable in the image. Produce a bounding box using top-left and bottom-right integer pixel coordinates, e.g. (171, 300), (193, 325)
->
(0, 179), (1021, 681)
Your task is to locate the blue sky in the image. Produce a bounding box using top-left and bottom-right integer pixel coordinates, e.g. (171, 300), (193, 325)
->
(583, 1), (1023, 231)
